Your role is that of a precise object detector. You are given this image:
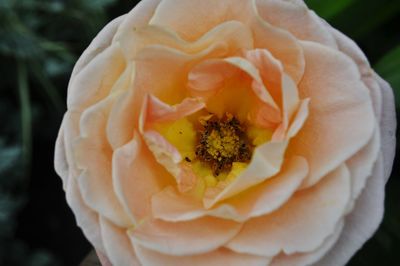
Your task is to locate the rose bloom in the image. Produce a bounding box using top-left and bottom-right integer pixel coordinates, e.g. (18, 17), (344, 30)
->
(55, 0), (396, 265)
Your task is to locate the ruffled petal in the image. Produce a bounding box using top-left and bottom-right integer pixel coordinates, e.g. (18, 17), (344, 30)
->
(375, 74), (397, 183)
(107, 42), (230, 149)
(134, 245), (271, 266)
(100, 217), (141, 266)
(316, 156), (385, 266)
(255, 0), (337, 48)
(288, 41), (375, 187)
(112, 134), (173, 224)
(72, 15), (126, 78)
(68, 44), (126, 110)
(227, 164), (350, 257)
(270, 220), (344, 266)
(129, 217), (242, 256)
(65, 172), (105, 254)
(74, 96), (131, 227)
(346, 126), (380, 201)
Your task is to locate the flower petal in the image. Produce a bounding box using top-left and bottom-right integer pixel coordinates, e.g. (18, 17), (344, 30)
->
(72, 15), (126, 78)
(151, 0), (305, 83)
(346, 126), (380, 201)
(134, 245), (271, 266)
(107, 42), (230, 149)
(68, 44), (126, 110)
(375, 74), (397, 183)
(140, 94), (205, 128)
(316, 156), (385, 266)
(203, 140), (288, 208)
(270, 220), (344, 266)
(227, 164), (350, 257)
(100, 217), (141, 266)
(129, 217), (242, 256)
(255, 0), (337, 48)
(74, 96), (131, 227)
(65, 173), (105, 254)
(152, 156), (308, 222)
(112, 134), (173, 224)
(288, 41), (375, 187)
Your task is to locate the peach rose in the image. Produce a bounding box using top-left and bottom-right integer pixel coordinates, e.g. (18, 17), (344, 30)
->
(55, 0), (396, 265)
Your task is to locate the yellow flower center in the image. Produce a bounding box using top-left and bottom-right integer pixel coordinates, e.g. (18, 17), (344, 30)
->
(195, 114), (253, 176)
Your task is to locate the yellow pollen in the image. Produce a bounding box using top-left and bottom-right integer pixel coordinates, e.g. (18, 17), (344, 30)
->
(196, 114), (253, 176)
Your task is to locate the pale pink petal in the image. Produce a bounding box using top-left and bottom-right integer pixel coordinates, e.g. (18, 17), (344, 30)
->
(129, 217), (242, 256)
(245, 49), (283, 105)
(54, 123), (68, 189)
(227, 164), (350, 257)
(224, 56), (279, 109)
(74, 96), (131, 227)
(99, 217), (141, 266)
(96, 250), (112, 266)
(188, 59), (239, 99)
(203, 140), (288, 208)
(134, 245), (271, 266)
(316, 156), (385, 266)
(113, 0), (161, 42)
(71, 15), (126, 79)
(255, 0), (337, 48)
(346, 126), (380, 200)
(286, 99), (310, 138)
(65, 172), (105, 254)
(271, 220), (344, 266)
(141, 94), (204, 127)
(67, 44), (126, 110)
(288, 41), (375, 187)
(375, 74), (397, 183)
(152, 156), (307, 222)
(112, 134), (173, 224)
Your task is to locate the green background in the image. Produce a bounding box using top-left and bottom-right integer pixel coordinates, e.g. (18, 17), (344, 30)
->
(0, 0), (398, 265)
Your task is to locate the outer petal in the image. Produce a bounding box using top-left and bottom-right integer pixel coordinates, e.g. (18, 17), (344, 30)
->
(255, 0), (337, 48)
(71, 15), (126, 79)
(346, 126), (380, 201)
(271, 221), (344, 266)
(74, 96), (131, 227)
(68, 44), (126, 110)
(100, 217), (141, 266)
(54, 121), (68, 189)
(227, 165), (350, 257)
(129, 217), (242, 256)
(65, 172), (105, 254)
(375, 74), (397, 183)
(134, 245), (271, 266)
(288, 41), (375, 187)
(316, 156), (385, 266)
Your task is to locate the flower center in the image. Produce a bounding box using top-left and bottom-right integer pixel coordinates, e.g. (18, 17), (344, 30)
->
(195, 114), (253, 176)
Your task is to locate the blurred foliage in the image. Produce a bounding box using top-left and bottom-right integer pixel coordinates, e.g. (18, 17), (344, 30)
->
(0, 0), (398, 265)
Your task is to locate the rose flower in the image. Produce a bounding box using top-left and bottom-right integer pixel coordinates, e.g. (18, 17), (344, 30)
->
(54, 0), (396, 265)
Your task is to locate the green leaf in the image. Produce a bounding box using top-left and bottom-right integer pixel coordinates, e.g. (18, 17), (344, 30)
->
(17, 60), (32, 170)
(305, 0), (356, 20)
(375, 46), (400, 108)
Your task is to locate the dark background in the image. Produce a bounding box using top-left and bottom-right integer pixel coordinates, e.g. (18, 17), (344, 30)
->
(0, 0), (399, 265)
